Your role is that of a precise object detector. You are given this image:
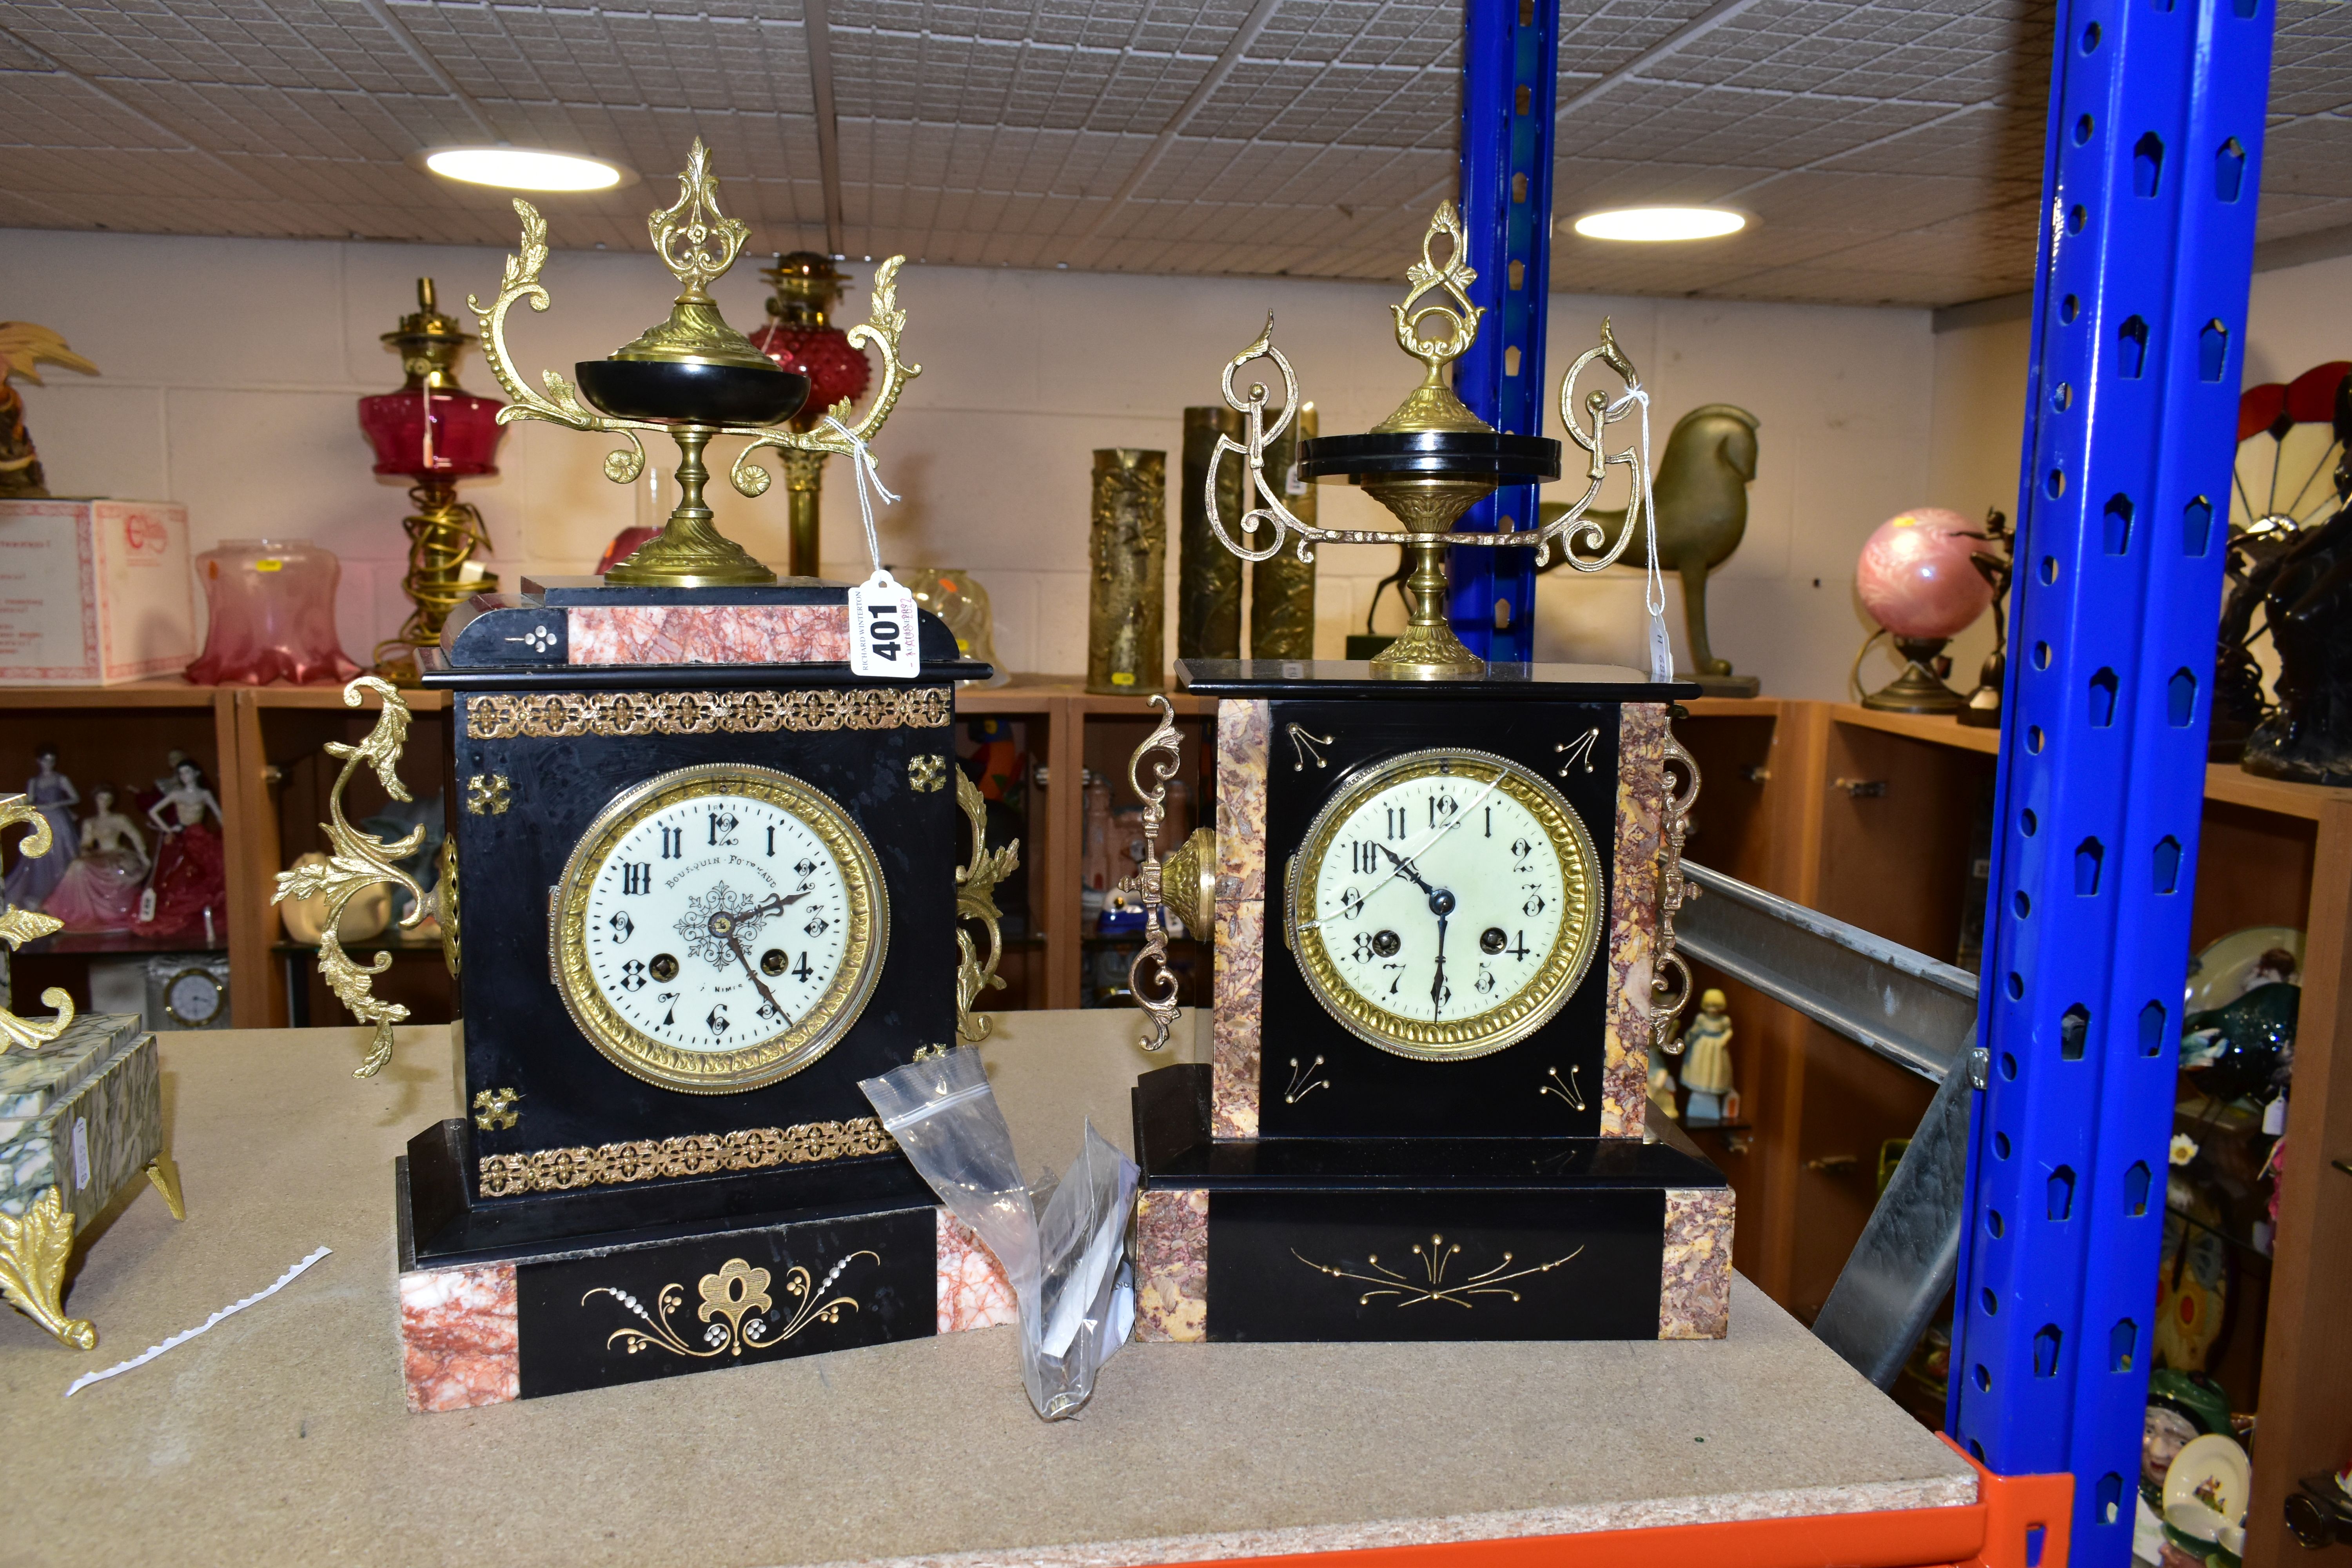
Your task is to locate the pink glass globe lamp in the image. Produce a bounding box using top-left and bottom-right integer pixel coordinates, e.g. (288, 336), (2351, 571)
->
(747, 254), (873, 578)
(1855, 508), (1997, 713)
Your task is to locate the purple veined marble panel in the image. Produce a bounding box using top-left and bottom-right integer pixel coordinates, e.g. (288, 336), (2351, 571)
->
(1659, 1186), (1735, 1339)
(399, 1262), (519, 1413)
(566, 604), (851, 666)
(1211, 900), (1264, 1140)
(1132, 1188), (1208, 1342)
(1213, 699), (1270, 901)
(1602, 703), (1666, 1138)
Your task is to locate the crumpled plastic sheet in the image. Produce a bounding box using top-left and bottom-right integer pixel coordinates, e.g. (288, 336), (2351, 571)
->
(862, 1048), (1137, 1419)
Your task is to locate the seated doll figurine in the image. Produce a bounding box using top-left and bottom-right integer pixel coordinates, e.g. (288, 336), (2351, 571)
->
(42, 785), (150, 932)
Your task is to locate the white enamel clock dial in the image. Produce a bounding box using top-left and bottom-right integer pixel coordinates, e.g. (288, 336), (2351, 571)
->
(552, 763), (888, 1094)
(1286, 748), (1601, 1061)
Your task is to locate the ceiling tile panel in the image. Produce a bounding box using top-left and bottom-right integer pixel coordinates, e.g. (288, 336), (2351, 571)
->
(4, 0), (2350, 304)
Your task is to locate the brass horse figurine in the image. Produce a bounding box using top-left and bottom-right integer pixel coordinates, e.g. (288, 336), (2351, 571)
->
(1537, 402), (1759, 680)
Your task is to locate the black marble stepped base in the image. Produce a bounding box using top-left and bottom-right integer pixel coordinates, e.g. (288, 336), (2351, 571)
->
(1132, 1065), (1729, 1343)
(399, 1117), (936, 1271)
(397, 1121), (943, 1400)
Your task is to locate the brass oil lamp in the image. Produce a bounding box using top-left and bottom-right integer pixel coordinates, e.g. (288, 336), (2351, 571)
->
(750, 252), (874, 579)
(358, 278), (506, 682)
(468, 139), (917, 587)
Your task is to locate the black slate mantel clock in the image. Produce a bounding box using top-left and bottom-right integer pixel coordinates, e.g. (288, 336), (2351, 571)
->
(336, 577), (999, 1408)
(268, 140), (1040, 1411)
(1116, 203), (1736, 1348)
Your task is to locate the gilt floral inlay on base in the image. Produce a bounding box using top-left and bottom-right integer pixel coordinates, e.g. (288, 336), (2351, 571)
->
(587, 1250), (877, 1360)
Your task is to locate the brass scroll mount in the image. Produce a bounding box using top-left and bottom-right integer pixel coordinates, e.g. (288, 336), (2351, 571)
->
(271, 676), (428, 1078)
(1650, 723), (1702, 1054)
(953, 770), (1022, 1042)
(1118, 696), (1184, 1052)
(0, 794), (75, 1053)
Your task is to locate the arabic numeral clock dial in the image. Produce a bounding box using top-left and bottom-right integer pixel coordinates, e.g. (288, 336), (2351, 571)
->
(1287, 748), (1601, 1061)
(553, 763), (888, 1094)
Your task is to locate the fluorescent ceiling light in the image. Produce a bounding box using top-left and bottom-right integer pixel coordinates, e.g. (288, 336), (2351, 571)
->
(421, 147), (630, 192)
(1573, 207), (1748, 242)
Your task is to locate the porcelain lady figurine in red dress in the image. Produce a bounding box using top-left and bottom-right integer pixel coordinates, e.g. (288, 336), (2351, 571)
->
(134, 759), (226, 943)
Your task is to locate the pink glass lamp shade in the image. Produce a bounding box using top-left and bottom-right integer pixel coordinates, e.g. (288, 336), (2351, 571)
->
(1856, 508), (1995, 639)
(185, 539), (361, 686)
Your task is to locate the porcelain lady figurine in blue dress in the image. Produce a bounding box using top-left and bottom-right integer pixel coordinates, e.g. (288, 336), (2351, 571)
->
(2, 744), (80, 911)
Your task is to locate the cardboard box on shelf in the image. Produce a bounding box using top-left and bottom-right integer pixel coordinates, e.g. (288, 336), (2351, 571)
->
(0, 500), (194, 685)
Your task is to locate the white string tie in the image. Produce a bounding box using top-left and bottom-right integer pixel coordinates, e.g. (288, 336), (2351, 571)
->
(823, 415), (899, 579)
(64, 1246), (332, 1398)
(1607, 383), (1672, 682)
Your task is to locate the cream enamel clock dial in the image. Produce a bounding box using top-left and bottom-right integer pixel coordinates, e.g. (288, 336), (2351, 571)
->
(552, 763), (888, 1094)
(1286, 748), (1601, 1062)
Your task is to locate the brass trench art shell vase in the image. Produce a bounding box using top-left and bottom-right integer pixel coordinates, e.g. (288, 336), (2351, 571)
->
(469, 138), (919, 587)
(1203, 203), (1658, 679)
(1088, 448), (1167, 694)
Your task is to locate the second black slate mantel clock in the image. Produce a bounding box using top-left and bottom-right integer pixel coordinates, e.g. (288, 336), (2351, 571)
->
(1118, 203), (1736, 1348)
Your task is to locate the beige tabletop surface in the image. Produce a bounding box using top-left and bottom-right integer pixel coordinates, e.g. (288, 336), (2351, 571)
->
(1, 1009), (1974, 1568)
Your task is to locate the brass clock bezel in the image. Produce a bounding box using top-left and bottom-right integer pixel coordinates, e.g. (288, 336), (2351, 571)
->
(1285, 747), (1601, 1063)
(552, 762), (889, 1095)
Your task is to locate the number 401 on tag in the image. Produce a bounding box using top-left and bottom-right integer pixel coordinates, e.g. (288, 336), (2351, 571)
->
(850, 572), (920, 679)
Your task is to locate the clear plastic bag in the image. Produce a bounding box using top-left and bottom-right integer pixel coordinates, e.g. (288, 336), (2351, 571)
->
(862, 1049), (1137, 1419)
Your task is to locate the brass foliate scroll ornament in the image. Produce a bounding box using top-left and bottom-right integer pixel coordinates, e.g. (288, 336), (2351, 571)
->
(470, 138), (920, 588)
(1117, 697), (1186, 1052)
(272, 677), (429, 1078)
(953, 770), (1021, 1042)
(1202, 203), (1658, 680)
(0, 795), (76, 1053)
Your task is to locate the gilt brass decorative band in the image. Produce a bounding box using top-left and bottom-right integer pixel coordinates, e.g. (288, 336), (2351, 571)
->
(464, 686), (950, 740)
(477, 1116), (897, 1196)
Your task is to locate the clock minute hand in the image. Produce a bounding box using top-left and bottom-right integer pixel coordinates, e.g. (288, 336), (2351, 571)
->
(1431, 906), (1450, 1018)
(725, 930), (786, 1016)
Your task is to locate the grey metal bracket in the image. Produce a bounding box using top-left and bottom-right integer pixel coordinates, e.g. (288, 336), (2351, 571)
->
(1674, 860), (1981, 1390)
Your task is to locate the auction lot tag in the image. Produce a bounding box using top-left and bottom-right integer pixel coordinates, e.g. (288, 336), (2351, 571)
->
(850, 571), (920, 679)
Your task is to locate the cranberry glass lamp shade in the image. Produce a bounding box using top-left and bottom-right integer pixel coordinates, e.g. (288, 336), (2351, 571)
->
(185, 539), (361, 686)
(749, 252), (872, 425)
(1856, 508), (1995, 640)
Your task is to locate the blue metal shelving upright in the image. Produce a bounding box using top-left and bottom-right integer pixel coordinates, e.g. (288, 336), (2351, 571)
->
(1947, 2), (2275, 1563)
(1450, 0), (1557, 663)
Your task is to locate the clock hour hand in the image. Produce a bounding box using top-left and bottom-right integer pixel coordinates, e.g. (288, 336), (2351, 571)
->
(1376, 842), (1439, 898)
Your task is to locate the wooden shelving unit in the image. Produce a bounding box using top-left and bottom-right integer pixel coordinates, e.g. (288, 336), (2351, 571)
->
(4, 677), (2340, 1540)
(1674, 697), (2349, 1558)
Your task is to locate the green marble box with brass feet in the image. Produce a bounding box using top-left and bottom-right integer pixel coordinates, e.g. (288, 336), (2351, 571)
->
(0, 1013), (185, 1349)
